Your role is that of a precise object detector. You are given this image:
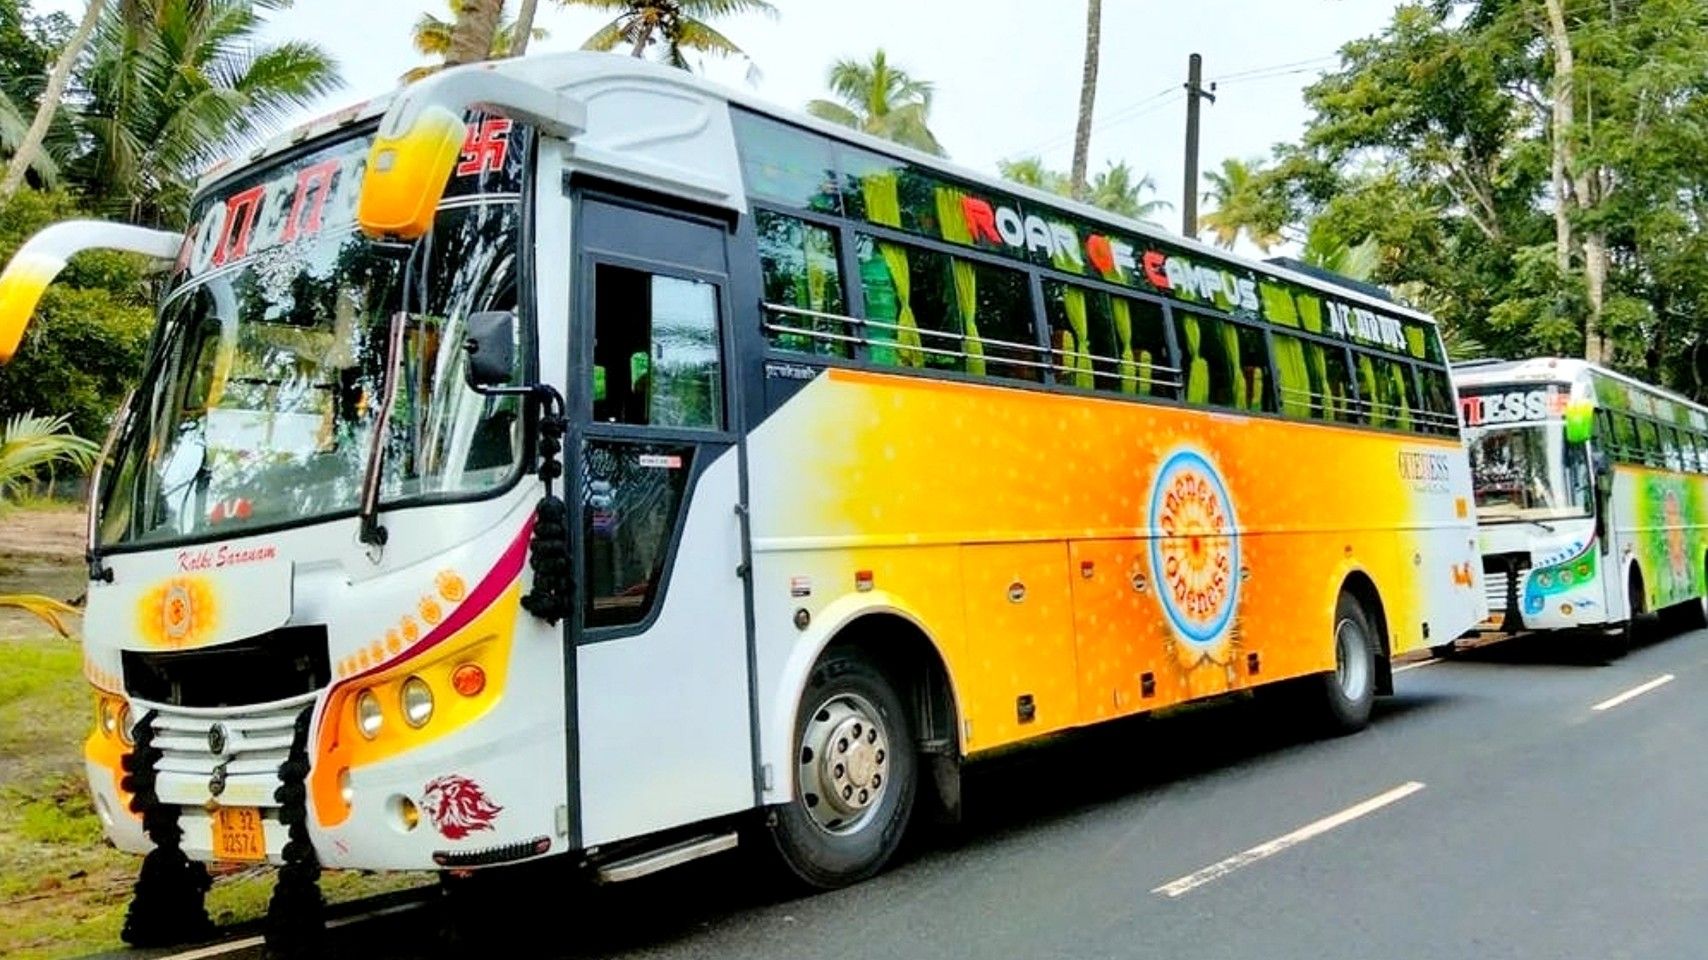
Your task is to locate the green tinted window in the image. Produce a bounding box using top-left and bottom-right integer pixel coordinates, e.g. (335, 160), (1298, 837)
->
(1416, 367), (1457, 434)
(1045, 283), (1176, 396)
(958, 256), (1040, 382)
(1273, 333), (1358, 423)
(731, 111), (840, 213)
(1176, 309), (1273, 413)
(1636, 418), (1660, 464)
(856, 235), (959, 372)
(757, 211), (849, 358)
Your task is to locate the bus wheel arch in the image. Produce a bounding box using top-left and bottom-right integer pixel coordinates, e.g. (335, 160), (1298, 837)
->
(767, 612), (956, 888)
(1337, 570), (1393, 696)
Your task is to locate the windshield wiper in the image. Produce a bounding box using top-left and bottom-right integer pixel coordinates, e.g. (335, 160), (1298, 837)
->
(358, 311), (408, 549)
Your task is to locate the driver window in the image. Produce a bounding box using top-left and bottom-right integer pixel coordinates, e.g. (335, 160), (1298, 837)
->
(592, 264), (723, 430)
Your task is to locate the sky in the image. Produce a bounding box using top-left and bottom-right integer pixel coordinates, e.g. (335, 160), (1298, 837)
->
(37, 0), (1403, 251)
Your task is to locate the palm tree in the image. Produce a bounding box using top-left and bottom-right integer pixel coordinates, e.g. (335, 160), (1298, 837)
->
(407, 0), (548, 82)
(1000, 155), (1169, 224)
(1199, 156), (1284, 251)
(511, 0), (541, 55)
(0, 0), (104, 201)
(806, 49), (944, 156)
(573, 0), (777, 70)
(1087, 161), (1170, 223)
(998, 156), (1069, 195)
(446, 0), (504, 66)
(1069, 0), (1101, 199)
(0, 89), (59, 188)
(0, 412), (97, 501)
(71, 0), (342, 224)
(1301, 222), (1381, 282)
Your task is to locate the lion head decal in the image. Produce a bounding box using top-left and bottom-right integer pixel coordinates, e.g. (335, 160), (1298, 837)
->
(422, 775), (503, 840)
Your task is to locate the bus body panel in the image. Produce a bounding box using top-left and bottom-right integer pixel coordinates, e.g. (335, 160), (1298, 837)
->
(1609, 463), (1708, 615)
(748, 368), (1482, 772)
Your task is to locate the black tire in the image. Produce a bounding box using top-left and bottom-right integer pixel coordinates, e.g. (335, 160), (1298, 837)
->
(1305, 592), (1378, 735)
(1608, 567), (1646, 657)
(769, 649), (917, 890)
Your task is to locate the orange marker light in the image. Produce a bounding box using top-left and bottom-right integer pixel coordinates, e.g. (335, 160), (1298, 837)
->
(451, 663), (486, 697)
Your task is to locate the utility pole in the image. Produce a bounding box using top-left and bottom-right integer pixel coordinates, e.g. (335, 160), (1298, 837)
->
(1181, 52), (1217, 238)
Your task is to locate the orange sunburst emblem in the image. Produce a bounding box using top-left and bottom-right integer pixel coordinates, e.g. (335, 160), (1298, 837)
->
(436, 570), (467, 604)
(137, 577), (219, 648)
(1148, 449), (1241, 648)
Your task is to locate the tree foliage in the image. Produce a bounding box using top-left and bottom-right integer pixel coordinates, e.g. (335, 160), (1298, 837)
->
(0, 189), (155, 442)
(1256, 0), (1708, 398)
(999, 155), (1170, 223)
(807, 49), (945, 156)
(572, 0), (776, 70)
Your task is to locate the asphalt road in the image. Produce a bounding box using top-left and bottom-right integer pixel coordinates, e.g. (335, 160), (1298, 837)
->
(109, 620), (1708, 960)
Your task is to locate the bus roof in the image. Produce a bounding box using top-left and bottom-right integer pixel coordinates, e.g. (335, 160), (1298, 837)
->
(1453, 356), (1708, 420)
(214, 52), (1436, 327)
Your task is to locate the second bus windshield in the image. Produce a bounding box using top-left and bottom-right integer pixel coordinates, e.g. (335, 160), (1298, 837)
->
(1466, 423), (1592, 522)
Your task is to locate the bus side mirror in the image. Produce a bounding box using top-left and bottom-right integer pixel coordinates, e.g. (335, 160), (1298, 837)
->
(463, 311), (517, 388)
(1564, 398), (1595, 444)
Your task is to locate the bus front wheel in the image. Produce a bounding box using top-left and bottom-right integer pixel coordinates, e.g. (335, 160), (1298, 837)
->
(769, 649), (917, 889)
(1305, 592), (1378, 734)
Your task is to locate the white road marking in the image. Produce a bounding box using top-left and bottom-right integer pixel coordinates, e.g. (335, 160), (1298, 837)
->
(153, 900), (425, 960)
(1393, 658), (1441, 674)
(1591, 673), (1675, 712)
(1151, 781), (1426, 898)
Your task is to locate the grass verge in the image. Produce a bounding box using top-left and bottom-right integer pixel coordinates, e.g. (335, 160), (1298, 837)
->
(0, 637), (428, 960)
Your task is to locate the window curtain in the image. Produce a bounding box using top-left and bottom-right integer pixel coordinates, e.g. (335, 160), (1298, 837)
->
(1062, 288), (1094, 387)
(1405, 325), (1426, 360)
(934, 188), (984, 375)
(1182, 313), (1209, 404)
(1274, 337), (1310, 418)
(1111, 298), (1143, 395)
(1387, 362), (1413, 432)
(1216, 319), (1248, 410)
(1357, 355), (1380, 426)
(861, 172), (923, 366)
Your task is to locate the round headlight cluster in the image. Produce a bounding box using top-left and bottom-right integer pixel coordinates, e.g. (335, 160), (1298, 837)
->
(116, 702), (134, 746)
(401, 676), (434, 728)
(355, 690), (384, 739)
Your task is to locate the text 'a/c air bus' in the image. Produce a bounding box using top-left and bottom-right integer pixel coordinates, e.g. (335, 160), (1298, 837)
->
(0, 53), (1486, 948)
(1455, 357), (1708, 648)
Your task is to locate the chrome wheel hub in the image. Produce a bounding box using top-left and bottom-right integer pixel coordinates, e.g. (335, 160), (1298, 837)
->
(799, 693), (889, 835)
(1335, 617), (1372, 703)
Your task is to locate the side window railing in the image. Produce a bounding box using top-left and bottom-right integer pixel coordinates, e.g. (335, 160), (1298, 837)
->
(763, 301), (1184, 395)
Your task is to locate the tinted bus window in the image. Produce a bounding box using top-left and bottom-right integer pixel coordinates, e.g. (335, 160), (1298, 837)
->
(856, 236), (961, 373)
(757, 211), (850, 358)
(1273, 333), (1358, 423)
(1177, 309), (1273, 413)
(731, 111), (841, 213)
(1416, 367), (1456, 435)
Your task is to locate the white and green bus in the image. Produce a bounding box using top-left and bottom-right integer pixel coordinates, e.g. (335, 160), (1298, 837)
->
(1454, 357), (1708, 649)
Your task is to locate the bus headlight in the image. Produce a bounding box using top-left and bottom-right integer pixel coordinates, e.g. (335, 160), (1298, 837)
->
(98, 697), (117, 737)
(355, 690), (384, 739)
(401, 676), (434, 728)
(116, 703), (134, 746)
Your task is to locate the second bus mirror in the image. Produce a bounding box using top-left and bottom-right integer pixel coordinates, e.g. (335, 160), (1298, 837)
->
(463, 311), (517, 388)
(1564, 398), (1595, 444)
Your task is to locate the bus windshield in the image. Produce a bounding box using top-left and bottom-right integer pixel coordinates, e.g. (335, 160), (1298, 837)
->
(1465, 423), (1592, 522)
(97, 119), (531, 549)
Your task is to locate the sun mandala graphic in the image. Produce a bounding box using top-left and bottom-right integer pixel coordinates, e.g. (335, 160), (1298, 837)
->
(1148, 449), (1241, 647)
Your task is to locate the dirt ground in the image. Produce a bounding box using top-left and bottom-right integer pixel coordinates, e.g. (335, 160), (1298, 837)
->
(0, 506), (89, 640)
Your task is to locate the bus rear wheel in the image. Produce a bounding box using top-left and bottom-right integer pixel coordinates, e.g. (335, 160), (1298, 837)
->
(1304, 592), (1378, 735)
(769, 649), (917, 889)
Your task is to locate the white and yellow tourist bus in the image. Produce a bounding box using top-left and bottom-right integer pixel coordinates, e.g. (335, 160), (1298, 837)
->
(0, 52), (1485, 945)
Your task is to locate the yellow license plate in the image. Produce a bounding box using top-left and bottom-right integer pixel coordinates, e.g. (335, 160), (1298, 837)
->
(212, 806), (266, 862)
